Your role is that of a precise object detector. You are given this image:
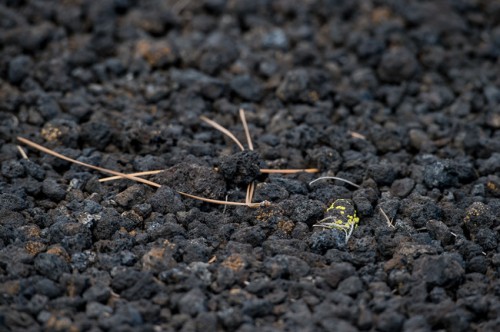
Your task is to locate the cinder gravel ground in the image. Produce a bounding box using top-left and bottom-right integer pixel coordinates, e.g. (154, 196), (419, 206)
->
(1, 0), (500, 331)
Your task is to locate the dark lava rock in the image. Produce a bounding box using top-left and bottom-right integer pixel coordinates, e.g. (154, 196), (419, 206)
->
(229, 75), (263, 101)
(37, 96), (62, 121)
(98, 304), (144, 329)
(230, 226), (266, 247)
(49, 221), (92, 254)
(338, 275), (363, 296)
(218, 150), (262, 186)
(390, 178), (415, 198)
(8, 55), (33, 84)
(472, 228), (497, 251)
(376, 310), (405, 332)
(369, 127), (403, 153)
(114, 184), (145, 209)
(287, 198), (324, 226)
(92, 208), (121, 241)
(178, 288), (207, 316)
(423, 158), (475, 189)
(276, 68), (332, 103)
(412, 253), (465, 288)
(320, 262), (356, 288)
(148, 186), (185, 214)
(83, 282), (111, 303)
(34, 278), (64, 299)
(42, 178), (66, 202)
(368, 163), (397, 186)
(0, 193), (29, 211)
(377, 47), (418, 83)
(21, 159), (46, 180)
(119, 272), (161, 301)
(2, 1), (500, 331)
(242, 299), (273, 318)
(263, 254), (310, 279)
(154, 163), (226, 200)
(407, 199), (442, 229)
(80, 121), (112, 150)
(463, 201), (495, 234)
(34, 253), (70, 281)
(308, 230), (347, 253)
(1, 160), (25, 178)
(426, 219), (454, 245)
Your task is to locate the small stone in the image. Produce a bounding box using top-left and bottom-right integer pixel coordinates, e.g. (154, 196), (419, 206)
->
(409, 129), (432, 151)
(8, 55), (33, 84)
(21, 159), (46, 180)
(338, 276), (363, 296)
(83, 283), (111, 303)
(86, 301), (113, 319)
(412, 253), (465, 288)
(148, 186), (185, 214)
(463, 202), (494, 233)
(276, 68), (331, 103)
(98, 304), (143, 328)
(34, 253), (70, 281)
(370, 128), (402, 153)
(472, 228), (497, 251)
(352, 195), (373, 218)
(391, 178), (415, 198)
(230, 226), (266, 247)
(177, 288), (207, 316)
(92, 208), (121, 241)
(42, 178), (66, 202)
(377, 47), (418, 83)
(466, 255), (487, 274)
(183, 239), (210, 264)
(376, 311), (405, 332)
(426, 220), (453, 245)
(0, 193), (28, 211)
(37, 95), (61, 120)
(290, 199), (324, 226)
(261, 28), (289, 50)
(368, 163), (397, 186)
(308, 230), (346, 253)
(115, 185), (145, 208)
(218, 150), (261, 186)
(80, 121), (112, 150)
(242, 299), (273, 317)
(1, 160), (25, 178)
(229, 75), (263, 101)
(423, 160), (458, 189)
(34, 278), (64, 299)
(263, 255), (310, 280)
(320, 263), (355, 288)
(478, 153), (500, 175)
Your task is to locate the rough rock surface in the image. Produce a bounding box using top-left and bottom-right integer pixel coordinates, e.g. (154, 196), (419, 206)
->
(1, 1), (500, 331)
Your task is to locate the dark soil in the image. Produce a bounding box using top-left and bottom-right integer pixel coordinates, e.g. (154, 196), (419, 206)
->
(1, 0), (500, 331)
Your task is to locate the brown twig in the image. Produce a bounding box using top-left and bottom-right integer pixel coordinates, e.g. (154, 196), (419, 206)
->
(99, 170), (163, 182)
(238, 109), (256, 205)
(261, 168), (319, 174)
(98, 168), (320, 183)
(17, 136), (269, 208)
(99, 111), (319, 205)
(378, 207), (395, 228)
(239, 108), (254, 151)
(17, 145), (29, 159)
(349, 131), (366, 140)
(19, 109), (320, 209)
(177, 190), (266, 207)
(17, 137), (162, 188)
(200, 116), (245, 151)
